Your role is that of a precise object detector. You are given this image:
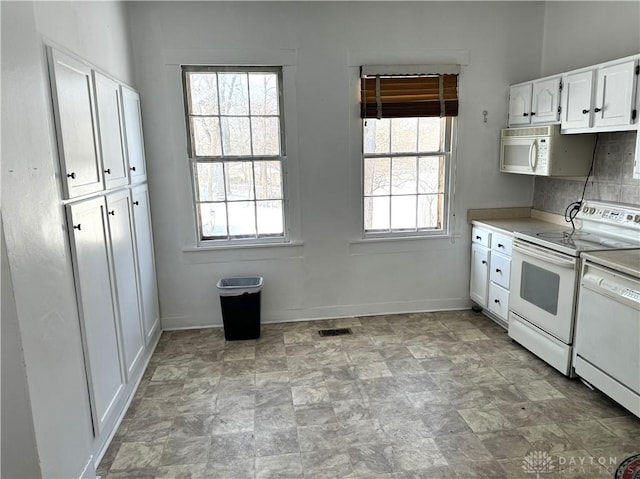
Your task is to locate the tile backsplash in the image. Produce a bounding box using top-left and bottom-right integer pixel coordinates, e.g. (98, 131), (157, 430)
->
(533, 131), (639, 214)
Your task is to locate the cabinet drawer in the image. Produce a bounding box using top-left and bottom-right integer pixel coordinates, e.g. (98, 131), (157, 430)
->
(489, 283), (510, 320)
(491, 233), (513, 256)
(490, 252), (511, 289)
(472, 226), (491, 247)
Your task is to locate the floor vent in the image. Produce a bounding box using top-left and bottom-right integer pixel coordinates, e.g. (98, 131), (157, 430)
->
(318, 328), (352, 337)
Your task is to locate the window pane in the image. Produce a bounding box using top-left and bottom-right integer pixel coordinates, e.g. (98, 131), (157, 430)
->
(192, 117), (221, 156)
(418, 194), (442, 229)
(196, 162), (225, 201)
(391, 196), (417, 230)
(364, 196), (390, 231)
(363, 118), (390, 154)
(364, 157), (390, 196)
(249, 73), (279, 115)
(257, 200), (283, 235)
(188, 73), (218, 115)
(418, 156), (444, 194)
(199, 202), (227, 238)
(220, 117), (251, 156)
(228, 201), (256, 236)
(251, 117), (280, 156)
(218, 73), (249, 115)
(391, 118), (418, 153)
(254, 161), (282, 200)
(418, 118), (442, 152)
(391, 157), (417, 194)
(225, 161), (254, 200)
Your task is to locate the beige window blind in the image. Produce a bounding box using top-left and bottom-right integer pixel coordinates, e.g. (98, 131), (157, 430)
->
(360, 65), (459, 119)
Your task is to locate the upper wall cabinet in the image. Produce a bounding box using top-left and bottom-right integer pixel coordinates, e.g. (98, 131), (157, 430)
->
(94, 72), (129, 190)
(121, 86), (147, 184)
(560, 57), (639, 134)
(508, 76), (561, 126)
(48, 49), (104, 199)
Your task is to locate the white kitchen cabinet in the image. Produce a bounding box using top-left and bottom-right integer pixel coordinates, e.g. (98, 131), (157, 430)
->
(131, 184), (160, 344)
(121, 86), (147, 183)
(94, 72), (129, 190)
(508, 76), (561, 126)
(488, 282), (510, 320)
(106, 190), (145, 379)
(561, 57), (639, 133)
(560, 70), (594, 130)
(470, 241), (490, 308)
(470, 223), (514, 328)
(66, 197), (125, 435)
(508, 83), (532, 126)
(593, 60), (637, 128)
(48, 48), (103, 199)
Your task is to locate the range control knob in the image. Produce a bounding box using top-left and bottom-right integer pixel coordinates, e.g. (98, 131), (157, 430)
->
(635, 215), (640, 223)
(627, 215), (634, 221)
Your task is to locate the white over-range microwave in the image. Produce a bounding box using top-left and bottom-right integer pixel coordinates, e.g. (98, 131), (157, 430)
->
(500, 125), (595, 176)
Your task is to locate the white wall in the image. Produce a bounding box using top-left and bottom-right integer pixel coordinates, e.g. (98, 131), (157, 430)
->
(1, 1), (135, 476)
(127, 1), (543, 329)
(541, 1), (640, 76)
(1, 221), (41, 479)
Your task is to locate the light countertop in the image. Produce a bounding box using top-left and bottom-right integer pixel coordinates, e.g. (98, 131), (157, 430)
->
(581, 249), (640, 279)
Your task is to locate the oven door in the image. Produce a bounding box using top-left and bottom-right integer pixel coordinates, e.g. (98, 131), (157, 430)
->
(510, 240), (578, 343)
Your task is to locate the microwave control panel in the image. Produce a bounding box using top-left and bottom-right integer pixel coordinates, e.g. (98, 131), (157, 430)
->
(536, 138), (549, 168)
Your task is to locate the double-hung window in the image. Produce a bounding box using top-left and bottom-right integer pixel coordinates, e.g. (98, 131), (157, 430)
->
(360, 66), (459, 237)
(183, 66), (286, 243)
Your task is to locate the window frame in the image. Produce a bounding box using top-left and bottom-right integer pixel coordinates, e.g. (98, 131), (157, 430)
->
(361, 116), (456, 239)
(182, 65), (289, 245)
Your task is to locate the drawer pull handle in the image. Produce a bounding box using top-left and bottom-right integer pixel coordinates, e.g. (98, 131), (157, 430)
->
(498, 243), (504, 248)
(73, 224), (81, 231)
(594, 107), (602, 113)
(582, 109), (589, 114)
(481, 260), (487, 265)
(108, 210), (115, 216)
(67, 172), (76, 179)
(475, 236), (482, 240)
(130, 166), (136, 172)
(495, 268), (502, 273)
(104, 168), (111, 174)
(494, 299), (500, 303)
(133, 201), (139, 206)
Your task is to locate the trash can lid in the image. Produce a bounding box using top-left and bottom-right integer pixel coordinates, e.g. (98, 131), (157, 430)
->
(217, 277), (264, 289)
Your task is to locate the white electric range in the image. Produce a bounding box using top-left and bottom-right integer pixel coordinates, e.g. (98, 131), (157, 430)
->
(508, 200), (640, 376)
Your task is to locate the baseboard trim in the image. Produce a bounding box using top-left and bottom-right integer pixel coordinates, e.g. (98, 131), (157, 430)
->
(160, 298), (473, 330)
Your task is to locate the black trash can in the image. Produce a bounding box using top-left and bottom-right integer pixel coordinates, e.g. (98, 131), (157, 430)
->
(216, 277), (263, 341)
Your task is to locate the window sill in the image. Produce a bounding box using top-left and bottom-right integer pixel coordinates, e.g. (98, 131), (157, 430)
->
(183, 240), (303, 253)
(182, 240), (304, 264)
(349, 234), (461, 255)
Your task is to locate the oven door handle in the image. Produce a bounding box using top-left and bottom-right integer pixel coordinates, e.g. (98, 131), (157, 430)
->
(513, 242), (576, 269)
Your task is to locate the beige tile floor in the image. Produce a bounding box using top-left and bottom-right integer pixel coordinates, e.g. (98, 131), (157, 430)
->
(97, 310), (640, 478)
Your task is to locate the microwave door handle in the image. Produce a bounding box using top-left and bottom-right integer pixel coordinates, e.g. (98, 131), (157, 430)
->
(528, 141), (537, 171)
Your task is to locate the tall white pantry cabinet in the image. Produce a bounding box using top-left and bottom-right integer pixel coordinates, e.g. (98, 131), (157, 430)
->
(47, 47), (160, 463)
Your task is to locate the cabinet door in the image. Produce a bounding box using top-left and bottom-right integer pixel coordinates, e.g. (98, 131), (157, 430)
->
(48, 48), (103, 198)
(531, 77), (561, 124)
(593, 60), (637, 128)
(121, 86), (147, 183)
(131, 184), (160, 344)
(106, 190), (145, 378)
(508, 83), (533, 126)
(470, 244), (490, 308)
(94, 72), (128, 189)
(67, 198), (124, 435)
(561, 70), (594, 129)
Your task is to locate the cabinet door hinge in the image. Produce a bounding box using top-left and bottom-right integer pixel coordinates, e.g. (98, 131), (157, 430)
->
(633, 109), (637, 121)
(636, 65), (639, 75)
(559, 80), (563, 91)
(558, 106), (561, 114)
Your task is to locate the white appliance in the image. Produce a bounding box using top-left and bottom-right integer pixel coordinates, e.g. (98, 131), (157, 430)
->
(574, 251), (640, 417)
(500, 125), (595, 176)
(508, 201), (640, 376)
